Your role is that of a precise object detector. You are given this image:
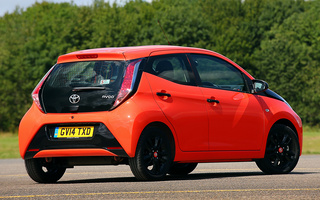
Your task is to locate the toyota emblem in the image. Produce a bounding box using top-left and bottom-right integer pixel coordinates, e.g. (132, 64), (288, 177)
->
(69, 94), (80, 104)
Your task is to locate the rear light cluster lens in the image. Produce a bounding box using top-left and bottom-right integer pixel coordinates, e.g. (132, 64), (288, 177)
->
(113, 59), (142, 108)
(32, 66), (54, 112)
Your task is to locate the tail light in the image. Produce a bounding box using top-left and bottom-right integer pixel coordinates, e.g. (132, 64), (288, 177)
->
(31, 66), (54, 112)
(113, 59), (142, 108)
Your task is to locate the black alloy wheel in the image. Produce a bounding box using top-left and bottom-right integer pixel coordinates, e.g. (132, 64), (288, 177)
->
(256, 124), (300, 174)
(129, 127), (173, 181)
(25, 158), (66, 183)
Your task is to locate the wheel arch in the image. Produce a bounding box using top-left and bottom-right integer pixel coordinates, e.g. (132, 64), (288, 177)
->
(274, 119), (298, 136)
(140, 122), (176, 160)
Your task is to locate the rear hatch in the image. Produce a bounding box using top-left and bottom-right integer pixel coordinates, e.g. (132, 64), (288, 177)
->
(41, 60), (126, 113)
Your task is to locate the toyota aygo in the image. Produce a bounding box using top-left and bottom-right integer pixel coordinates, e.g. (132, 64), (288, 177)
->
(19, 45), (303, 183)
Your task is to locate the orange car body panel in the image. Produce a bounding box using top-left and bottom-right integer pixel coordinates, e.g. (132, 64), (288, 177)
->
(201, 88), (265, 151)
(19, 45), (302, 164)
(258, 96), (303, 153)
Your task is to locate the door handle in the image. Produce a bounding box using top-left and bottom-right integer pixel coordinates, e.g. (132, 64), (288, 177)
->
(207, 99), (220, 103)
(156, 92), (171, 97)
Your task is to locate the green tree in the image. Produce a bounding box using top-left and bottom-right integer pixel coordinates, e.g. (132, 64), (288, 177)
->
(0, 0), (319, 131)
(253, 0), (320, 124)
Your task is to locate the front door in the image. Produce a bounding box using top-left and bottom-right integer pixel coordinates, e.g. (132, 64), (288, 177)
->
(189, 54), (265, 151)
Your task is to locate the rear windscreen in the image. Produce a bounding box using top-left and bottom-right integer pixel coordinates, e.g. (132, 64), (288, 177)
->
(41, 61), (126, 113)
(47, 61), (124, 87)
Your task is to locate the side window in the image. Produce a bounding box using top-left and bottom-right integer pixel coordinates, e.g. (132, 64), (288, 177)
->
(190, 54), (248, 92)
(145, 54), (191, 85)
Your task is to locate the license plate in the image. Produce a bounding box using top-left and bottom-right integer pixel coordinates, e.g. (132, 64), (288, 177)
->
(53, 126), (94, 138)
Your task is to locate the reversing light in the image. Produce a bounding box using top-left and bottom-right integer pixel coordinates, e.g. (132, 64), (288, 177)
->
(31, 66), (54, 112)
(113, 59), (142, 108)
(76, 54), (98, 59)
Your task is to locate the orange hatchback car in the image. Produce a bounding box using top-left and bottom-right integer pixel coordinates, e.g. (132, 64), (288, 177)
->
(19, 45), (302, 183)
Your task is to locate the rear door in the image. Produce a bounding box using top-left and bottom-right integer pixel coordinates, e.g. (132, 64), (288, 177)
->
(144, 53), (209, 151)
(189, 54), (265, 151)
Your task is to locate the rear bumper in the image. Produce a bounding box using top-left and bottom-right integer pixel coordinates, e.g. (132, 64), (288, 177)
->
(33, 149), (118, 158)
(23, 122), (128, 160)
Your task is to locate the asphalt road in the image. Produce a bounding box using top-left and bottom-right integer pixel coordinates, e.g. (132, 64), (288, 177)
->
(0, 155), (319, 199)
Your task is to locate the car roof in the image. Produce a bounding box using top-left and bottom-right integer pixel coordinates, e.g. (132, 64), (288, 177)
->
(57, 45), (214, 63)
(56, 45), (253, 79)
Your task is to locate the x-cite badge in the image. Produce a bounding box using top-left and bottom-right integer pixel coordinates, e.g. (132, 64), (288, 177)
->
(69, 94), (80, 104)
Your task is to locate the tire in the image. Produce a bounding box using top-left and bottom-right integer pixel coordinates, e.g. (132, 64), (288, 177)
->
(129, 127), (173, 181)
(168, 163), (198, 175)
(256, 124), (300, 174)
(25, 158), (66, 183)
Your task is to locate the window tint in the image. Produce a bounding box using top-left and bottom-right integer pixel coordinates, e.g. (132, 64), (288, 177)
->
(47, 61), (125, 88)
(190, 54), (247, 92)
(145, 54), (191, 85)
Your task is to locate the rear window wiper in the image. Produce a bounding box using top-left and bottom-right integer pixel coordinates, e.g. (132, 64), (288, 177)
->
(72, 87), (106, 92)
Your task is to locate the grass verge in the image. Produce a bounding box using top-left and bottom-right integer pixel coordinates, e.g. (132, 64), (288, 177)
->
(0, 127), (319, 159)
(302, 126), (320, 154)
(0, 133), (20, 159)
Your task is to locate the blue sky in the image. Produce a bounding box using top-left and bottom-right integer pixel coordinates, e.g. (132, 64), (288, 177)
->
(0, 0), (152, 16)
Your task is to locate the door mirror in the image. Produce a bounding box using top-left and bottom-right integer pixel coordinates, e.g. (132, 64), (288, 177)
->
(252, 79), (269, 93)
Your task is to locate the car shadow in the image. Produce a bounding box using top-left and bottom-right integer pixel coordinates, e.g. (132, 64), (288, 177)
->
(56, 171), (312, 184)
